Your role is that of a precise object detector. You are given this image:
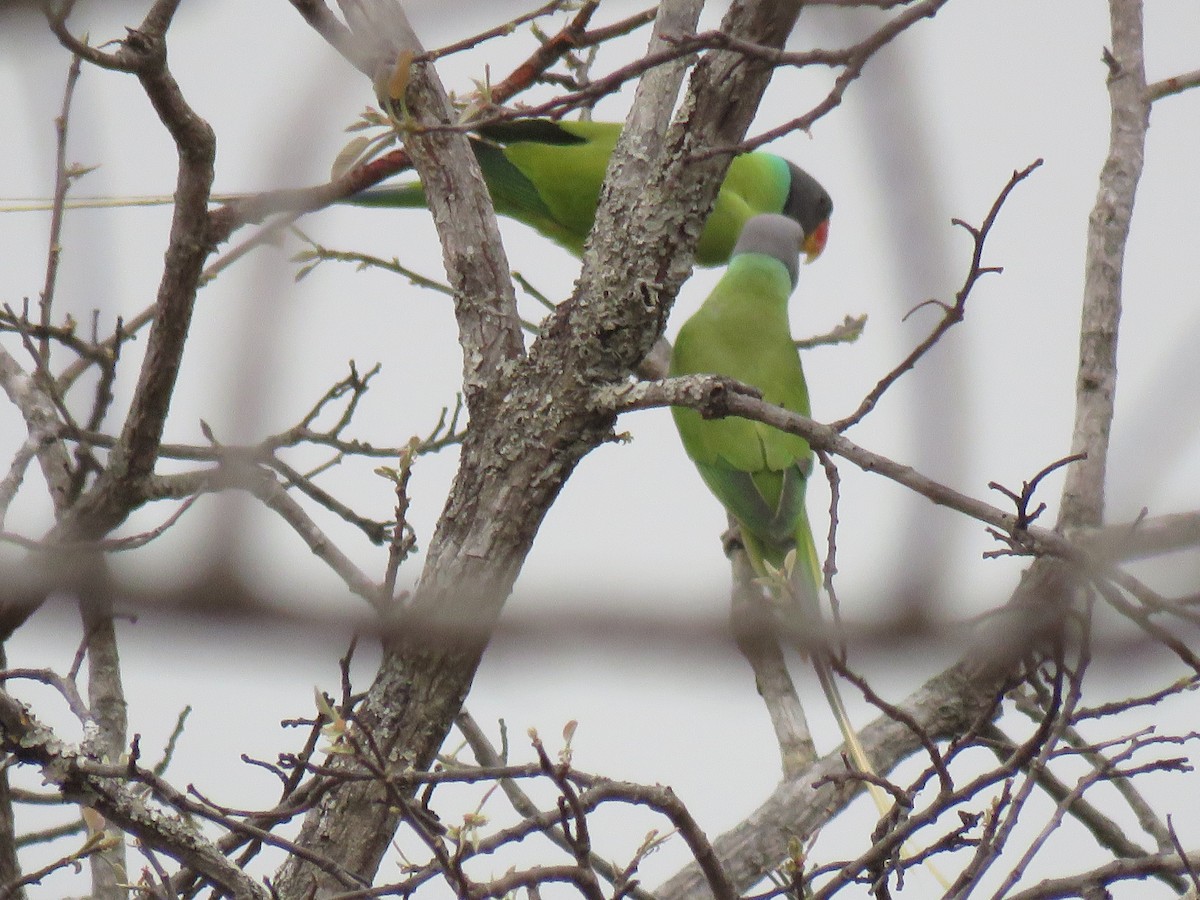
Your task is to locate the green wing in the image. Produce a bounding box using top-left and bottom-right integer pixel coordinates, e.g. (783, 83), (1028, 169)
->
(342, 181), (428, 210)
(476, 119), (619, 256)
(469, 140), (564, 242)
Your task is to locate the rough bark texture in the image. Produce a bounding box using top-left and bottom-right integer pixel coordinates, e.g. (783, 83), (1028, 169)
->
(0, 690), (269, 900)
(81, 573), (130, 900)
(0, 648), (25, 900)
(272, 6), (525, 888)
(0, 345), (76, 638)
(395, 66), (523, 403)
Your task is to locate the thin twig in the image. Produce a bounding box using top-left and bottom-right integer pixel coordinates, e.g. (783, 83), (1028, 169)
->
(39, 52), (85, 362)
(832, 159), (1042, 432)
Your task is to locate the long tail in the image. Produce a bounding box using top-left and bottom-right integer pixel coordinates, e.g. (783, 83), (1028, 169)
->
(0, 193), (245, 213)
(787, 518), (894, 816)
(0, 182), (429, 215)
(788, 519), (952, 889)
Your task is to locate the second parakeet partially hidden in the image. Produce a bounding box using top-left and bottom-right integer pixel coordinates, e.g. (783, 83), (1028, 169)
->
(350, 118), (832, 267)
(4, 118), (832, 268)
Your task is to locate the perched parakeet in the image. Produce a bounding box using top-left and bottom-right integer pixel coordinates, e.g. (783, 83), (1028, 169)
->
(350, 118), (832, 266)
(670, 213), (886, 799)
(670, 212), (820, 583)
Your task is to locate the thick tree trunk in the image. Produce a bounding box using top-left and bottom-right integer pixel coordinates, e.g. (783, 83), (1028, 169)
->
(273, 1), (805, 894)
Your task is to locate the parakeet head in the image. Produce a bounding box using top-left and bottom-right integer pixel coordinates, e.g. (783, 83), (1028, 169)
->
(782, 162), (833, 263)
(733, 213), (806, 287)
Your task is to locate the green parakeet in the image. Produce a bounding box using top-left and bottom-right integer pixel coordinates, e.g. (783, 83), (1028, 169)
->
(670, 212), (820, 582)
(349, 118), (832, 267)
(670, 212), (885, 797)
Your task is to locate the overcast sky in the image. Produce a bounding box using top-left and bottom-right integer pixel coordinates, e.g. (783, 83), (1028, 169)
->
(2, 2), (1199, 896)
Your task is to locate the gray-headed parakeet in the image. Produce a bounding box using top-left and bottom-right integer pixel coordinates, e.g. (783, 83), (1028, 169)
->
(4, 119), (832, 268)
(670, 212), (886, 798)
(350, 118), (832, 266)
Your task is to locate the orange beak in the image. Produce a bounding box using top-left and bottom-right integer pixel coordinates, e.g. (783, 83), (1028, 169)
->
(803, 218), (830, 263)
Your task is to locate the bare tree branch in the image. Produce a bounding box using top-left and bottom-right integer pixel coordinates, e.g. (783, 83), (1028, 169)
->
(1146, 67), (1200, 102)
(1058, 0), (1149, 529)
(0, 650), (24, 900)
(601, 374), (1051, 554)
(79, 571), (130, 900)
(37, 52), (83, 364)
(656, 614), (1025, 898)
(32, 1), (218, 548)
(0, 689), (270, 899)
(728, 534), (818, 776)
(1002, 848), (1200, 900)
